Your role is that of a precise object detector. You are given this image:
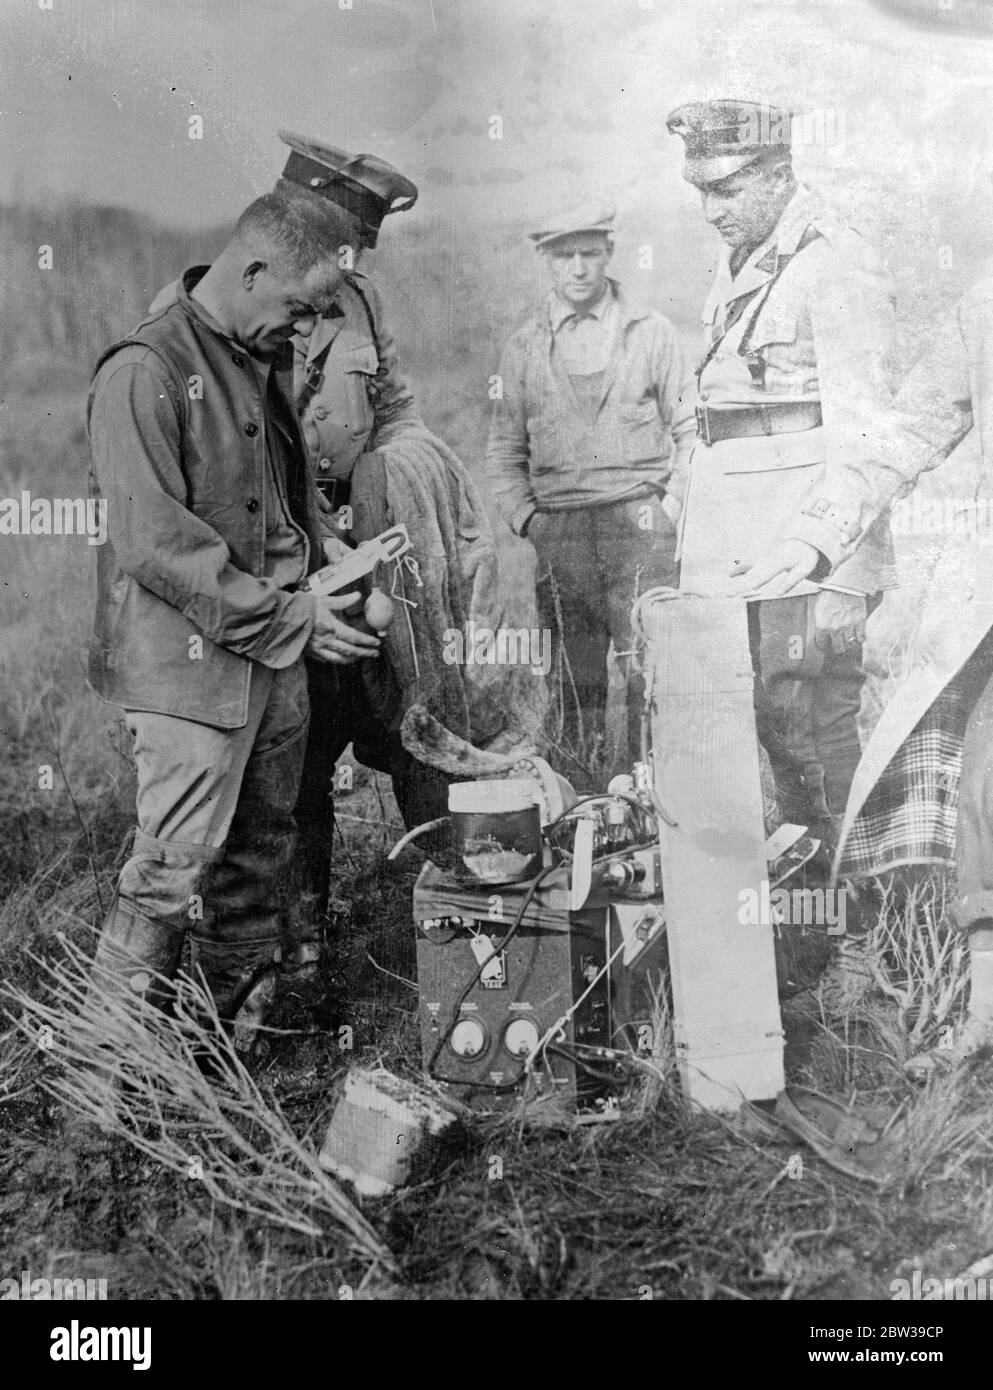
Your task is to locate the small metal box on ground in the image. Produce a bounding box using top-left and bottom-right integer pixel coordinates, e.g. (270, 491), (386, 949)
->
(643, 594), (785, 1112)
(319, 1067), (459, 1197)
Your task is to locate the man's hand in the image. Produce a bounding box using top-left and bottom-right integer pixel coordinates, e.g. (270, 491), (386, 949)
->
(305, 590), (381, 666)
(813, 589), (867, 656)
(321, 534), (351, 566)
(317, 492), (353, 542)
(660, 491), (681, 531)
(729, 540), (822, 599)
(523, 508), (547, 545)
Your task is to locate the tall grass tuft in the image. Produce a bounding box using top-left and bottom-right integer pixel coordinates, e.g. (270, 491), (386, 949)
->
(2, 934), (393, 1269)
(868, 875), (968, 1049)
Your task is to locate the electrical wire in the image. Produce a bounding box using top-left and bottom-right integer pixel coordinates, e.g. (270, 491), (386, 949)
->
(544, 791), (655, 833)
(546, 1043), (628, 1087)
(543, 792), (661, 863)
(522, 931), (629, 1074)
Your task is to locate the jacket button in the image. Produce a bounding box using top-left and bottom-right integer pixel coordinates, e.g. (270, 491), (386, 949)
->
(699, 391), (710, 403)
(315, 406), (328, 420)
(244, 422), (259, 437)
(232, 353), (245, 368)
(246, 497), (260, 513)
(317, 457), (332, 474)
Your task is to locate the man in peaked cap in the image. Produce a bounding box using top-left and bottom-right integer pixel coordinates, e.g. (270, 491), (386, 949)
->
(269, 133), (446, 969)
(666, 100), (795, 189)
(147, 133), (431, 993)
(277, 131), (418, 250)
(666, 99), (898, 1012)
(276, 133), (543, 977)
(147, 133), (542, 1015)
(484, 198), (696, 775)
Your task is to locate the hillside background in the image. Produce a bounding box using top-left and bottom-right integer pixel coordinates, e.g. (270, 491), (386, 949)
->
(4, 0), (993, 897)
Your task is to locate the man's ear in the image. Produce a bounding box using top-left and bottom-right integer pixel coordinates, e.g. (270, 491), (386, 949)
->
(769, 159), (794, 192)
(242, 259), (267, 291)
(604, 239), (615, 264)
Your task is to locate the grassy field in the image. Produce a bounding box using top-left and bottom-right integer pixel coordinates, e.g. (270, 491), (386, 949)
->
(3, 754), (992, 1302)
(1, 202), (991, 1303)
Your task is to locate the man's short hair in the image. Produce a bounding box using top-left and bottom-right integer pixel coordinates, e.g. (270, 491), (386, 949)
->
(235, 183), (364, 275)
(747, 148), (795, 179)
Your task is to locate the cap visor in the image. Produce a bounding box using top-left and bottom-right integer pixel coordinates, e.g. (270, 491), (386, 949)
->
(683, 152), (762, 185)
(532, 227), (613, 249)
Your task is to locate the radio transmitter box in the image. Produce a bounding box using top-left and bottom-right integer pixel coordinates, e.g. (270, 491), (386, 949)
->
(413, 862), (614, 1104)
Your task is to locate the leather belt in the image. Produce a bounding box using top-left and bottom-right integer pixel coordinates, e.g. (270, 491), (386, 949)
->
(695, 400), (823, 446)
(530, 483), (668, 516)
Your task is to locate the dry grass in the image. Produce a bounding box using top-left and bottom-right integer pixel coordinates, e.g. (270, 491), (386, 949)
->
(2, 534), (988, 1297)
(4, 758), (993, 1298)
(2, 935), (391, 1268)
(868, 876), (969, 1049)
(2, 607), (990, 1298)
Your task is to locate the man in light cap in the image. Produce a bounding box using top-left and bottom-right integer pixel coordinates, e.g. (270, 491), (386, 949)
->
(666, 99), (898, 1011)
(484, 201), (695, 774)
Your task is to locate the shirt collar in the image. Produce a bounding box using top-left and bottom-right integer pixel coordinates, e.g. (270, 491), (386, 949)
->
(177, 265), (232, 340)
(757, 183), (819, 259)
(175, 265), (293, 373)
(548, 282), (615, 333)
(722, 183), (819, 280)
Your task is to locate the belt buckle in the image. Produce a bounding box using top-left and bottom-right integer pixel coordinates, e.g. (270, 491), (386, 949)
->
(695, 404), (712, 447)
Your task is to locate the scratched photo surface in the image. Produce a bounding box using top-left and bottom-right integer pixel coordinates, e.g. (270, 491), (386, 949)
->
(2, 0), (993, 1313)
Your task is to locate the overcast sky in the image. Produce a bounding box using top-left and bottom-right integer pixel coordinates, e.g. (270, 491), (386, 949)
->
(2, 0), (992, 214)
(2, 0), (993, 324)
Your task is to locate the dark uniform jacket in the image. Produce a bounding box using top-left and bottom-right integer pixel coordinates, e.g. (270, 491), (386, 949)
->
(87, 268), (322, 729)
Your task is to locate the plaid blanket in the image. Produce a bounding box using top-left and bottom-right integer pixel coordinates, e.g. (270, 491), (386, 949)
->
(837, 675), (974, 880)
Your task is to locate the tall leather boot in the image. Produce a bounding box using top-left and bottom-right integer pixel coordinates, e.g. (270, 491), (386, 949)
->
(283, 802), (334, 978)
(89, 894), (186, 1008)
(189, 940), (282, 1058)
(624, 665), (648, 773)
(66, 896), (185, 1147)
(815, 840), (876, 1020)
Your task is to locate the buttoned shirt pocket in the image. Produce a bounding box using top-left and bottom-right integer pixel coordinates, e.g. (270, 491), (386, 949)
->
(742, 304), (816, 396)
(746, 302), (799, 350)
(340, 343), (379, 440)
